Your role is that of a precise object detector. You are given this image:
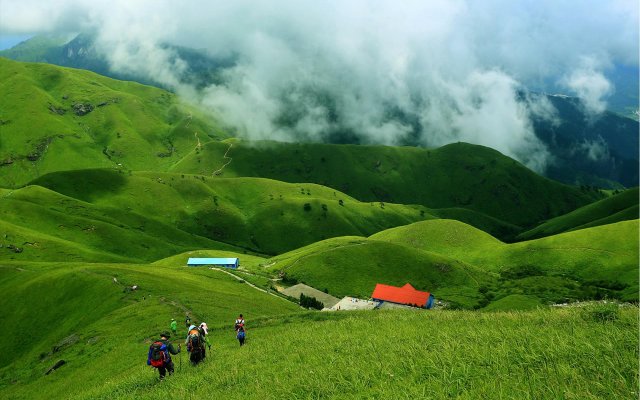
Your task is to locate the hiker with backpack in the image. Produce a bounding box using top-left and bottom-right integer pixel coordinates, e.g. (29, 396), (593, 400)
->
(199, 322), (212, 352)
(236, 324), (246, 346)
(234, 314), (245, 332)
(185, 324), (206, 365)
(147, 332), (181, 379)
(234, 314), (246, 346)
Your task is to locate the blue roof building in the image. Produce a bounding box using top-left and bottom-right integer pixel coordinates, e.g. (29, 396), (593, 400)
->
(187, 257), (239, 268)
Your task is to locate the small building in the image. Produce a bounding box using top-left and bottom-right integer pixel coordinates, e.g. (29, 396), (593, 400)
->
(187, 257), (239, 268)
(371, 283), (434, 309)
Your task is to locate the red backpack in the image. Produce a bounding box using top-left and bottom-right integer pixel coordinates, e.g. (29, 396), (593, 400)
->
(149, 341), (168, 368)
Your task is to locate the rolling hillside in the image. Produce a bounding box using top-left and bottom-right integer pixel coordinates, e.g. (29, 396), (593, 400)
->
(0, 261), (300, 399)
(172, 140), (602, 231)
(259, 219), (636, 309)
(1, 58), (608, 243)
(371, 219), (639, 303)
(517, 187), (639, 240)
(0, 262), (636, 400)
(264, 235), (493, 309)
(0, 57), (226, 188)
(4, 35), (638, 189)
(0, 185), (240, 262)
(29, 170), (436, 255)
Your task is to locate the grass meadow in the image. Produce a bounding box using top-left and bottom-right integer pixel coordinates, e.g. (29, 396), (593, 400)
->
(49, 307), (640, 399)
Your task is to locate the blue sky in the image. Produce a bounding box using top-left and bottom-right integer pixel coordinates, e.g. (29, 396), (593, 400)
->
(0, 34), (31, 50)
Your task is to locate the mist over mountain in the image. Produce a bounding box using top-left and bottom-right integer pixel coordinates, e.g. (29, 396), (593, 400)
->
(1, 0), (638, 187)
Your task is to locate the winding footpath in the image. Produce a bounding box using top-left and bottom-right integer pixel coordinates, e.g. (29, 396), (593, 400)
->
(212, 142), (233, 176)
(211, 267), (298, 305)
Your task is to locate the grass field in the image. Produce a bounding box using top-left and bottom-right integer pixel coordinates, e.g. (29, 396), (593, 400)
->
(517, 187), (639, 240)
(0, 57), (226, 188)
(0, 58), (638, 399)
(1, 284), (636, 400)
(373, 219), (639, 287)
(26, 170), (436, 255)
(268, 219), (638, 308)
(0, 261), (301, 399)
(172, 140), (603, 232)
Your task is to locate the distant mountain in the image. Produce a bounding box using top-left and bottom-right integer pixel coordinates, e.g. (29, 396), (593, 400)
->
(0, 33), (234, 89)
(171, 139), (603, 231)
(0, 58), (604, 241)
(0, 57), (228, 188)
(531, 94), (638, 188)
(2, 34), (637, 189)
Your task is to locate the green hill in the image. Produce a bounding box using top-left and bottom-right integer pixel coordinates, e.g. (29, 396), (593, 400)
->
(517, 187), (639, 240)
(4, 36), (638, 189)
(0, 263), (635, 400)
(0, 185), (240, 262)
(264, 216), (639, 308)
(0, 261), (301, 399)
(0, 57), (226, 188)
(29, 170), (438, 255)
(265, 235), (493, 309)
(171, 140), (602, 232)
(371, 219), (639, 303)
(1, 58), (608, 242)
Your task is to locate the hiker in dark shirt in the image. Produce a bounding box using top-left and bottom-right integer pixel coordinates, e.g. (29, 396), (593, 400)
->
(147, 332), (181, 379)
(237, 324), (246, 346)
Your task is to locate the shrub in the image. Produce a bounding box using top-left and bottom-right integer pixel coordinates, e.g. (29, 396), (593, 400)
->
(303, 203), (312, 211)
(299, 293), (324, 310)
(583, 302), (620, 322)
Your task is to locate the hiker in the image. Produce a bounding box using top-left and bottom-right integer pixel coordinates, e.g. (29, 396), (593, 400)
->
(170, 318), (177, 336)
(199, 322), (212, 351)
(147, 332), (181, 379)
(234, 314), (245, 332)
(235, 314), (246, 346)
(186, 324), (205, 365)
(185, 314), (191, 328)
(236, 324), (246, 346)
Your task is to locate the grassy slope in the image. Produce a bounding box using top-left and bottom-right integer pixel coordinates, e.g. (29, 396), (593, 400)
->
(0, 261), (300, 399)
(268, 219), (637, 308)
(372, 219), (638, 278)
(265, 236), (492, 308)
(30, 170), (435, 255)
(3, 297), (637, 399)
(171, 140), (602, 231)
(371, 219), (639, 302)
(0, 57), (226, 188)
(0, 34), (75, 61)
(0, 185), (241, 262)
(517, 187), (639, 240)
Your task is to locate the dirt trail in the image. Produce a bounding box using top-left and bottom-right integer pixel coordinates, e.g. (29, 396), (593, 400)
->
(212, 142), (233, 176)
(211, 268), (297, 305)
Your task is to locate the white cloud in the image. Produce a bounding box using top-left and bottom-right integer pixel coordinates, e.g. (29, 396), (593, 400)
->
(0, 0), (637, 172)
(578, 137), (610, 162)
(561, 58), (614, 115)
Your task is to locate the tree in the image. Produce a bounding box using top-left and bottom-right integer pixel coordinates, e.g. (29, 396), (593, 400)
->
(300, 293), (324, 310)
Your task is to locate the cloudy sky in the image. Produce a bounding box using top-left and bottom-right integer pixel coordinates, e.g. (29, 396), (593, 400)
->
(0, 0), (637, 171)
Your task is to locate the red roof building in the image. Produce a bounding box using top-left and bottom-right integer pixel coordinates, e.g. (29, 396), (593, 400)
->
(371, 283), (434, 308)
